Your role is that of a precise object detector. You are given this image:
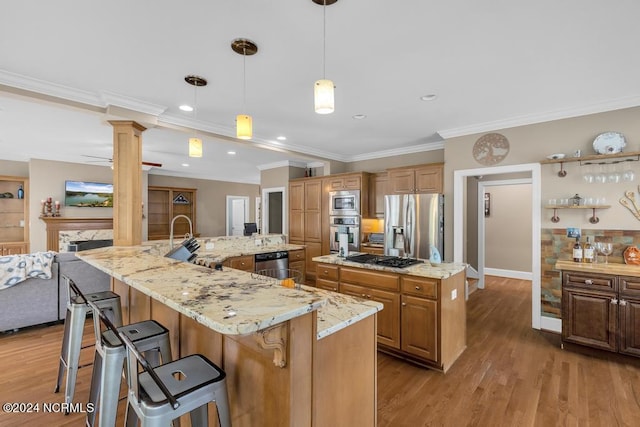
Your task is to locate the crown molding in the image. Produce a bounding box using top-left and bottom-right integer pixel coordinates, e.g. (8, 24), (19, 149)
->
(348, 141), (445, 162)
(437, 95), (640, 139)
(100, 91), (167, 116)
(256, 160), (310, 171)
(0, 69), (103, 106)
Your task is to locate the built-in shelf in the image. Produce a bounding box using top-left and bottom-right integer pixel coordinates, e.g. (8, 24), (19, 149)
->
(540, 151), (640, 177)
(544, 205), (611, 224)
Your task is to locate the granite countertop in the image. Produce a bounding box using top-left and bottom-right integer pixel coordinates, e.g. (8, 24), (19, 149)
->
(75, 245), (381, 340)
(313, 253), (467, 279)
(555, 260), (640, 276)
(194, 243), (306, 266)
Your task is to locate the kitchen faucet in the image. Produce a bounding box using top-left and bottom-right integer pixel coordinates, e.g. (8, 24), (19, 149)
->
(169, 214), (193, 249)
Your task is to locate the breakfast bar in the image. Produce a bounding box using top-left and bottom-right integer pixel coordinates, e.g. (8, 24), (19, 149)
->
(76, 245), (382, 427)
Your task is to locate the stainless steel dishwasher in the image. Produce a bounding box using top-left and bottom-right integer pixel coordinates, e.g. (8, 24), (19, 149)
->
(254, 251), (289, 279)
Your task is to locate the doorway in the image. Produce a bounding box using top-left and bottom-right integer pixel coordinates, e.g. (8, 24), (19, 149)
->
(452, 162), (551, 331)
(226, 196), (250, 236)
(476, 178), (533, 289)
(261, 187), (286, 235)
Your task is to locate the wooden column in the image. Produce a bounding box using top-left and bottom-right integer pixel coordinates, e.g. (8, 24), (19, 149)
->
(109, 121), (145, 246)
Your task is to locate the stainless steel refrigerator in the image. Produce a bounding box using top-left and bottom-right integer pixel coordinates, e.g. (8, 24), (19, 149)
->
(384, 193), (444, 261)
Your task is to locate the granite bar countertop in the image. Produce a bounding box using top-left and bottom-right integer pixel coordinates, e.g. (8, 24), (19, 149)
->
(76, 245), (381, 339)
(313, 253), (467, 279)
(194, 243), (306, 266)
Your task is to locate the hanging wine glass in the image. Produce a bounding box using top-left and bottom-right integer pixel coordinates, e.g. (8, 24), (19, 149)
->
(582, 163), (594, 184)
(595, 163), (607, 184)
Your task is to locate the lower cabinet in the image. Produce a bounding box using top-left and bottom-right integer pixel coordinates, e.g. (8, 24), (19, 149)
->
(341, 282), (401, 349)
(561, 269), (640, 358)
(223, 255), (254, 272)
(316, 262), (466, 371)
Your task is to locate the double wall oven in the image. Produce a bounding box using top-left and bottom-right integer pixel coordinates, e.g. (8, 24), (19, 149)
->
(329, 190), (361, 253)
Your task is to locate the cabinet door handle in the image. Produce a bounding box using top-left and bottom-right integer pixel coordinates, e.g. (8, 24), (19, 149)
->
(402, 302), (407, 307)
(415, 286), (421, 290)
(620, 299), (627, 306)
(333, 288), (337, 291)
(361, 293), (366, 298)
(367, 294), (372, 299)
(585, 279), (593, 285)
(611, 298), (619, 305)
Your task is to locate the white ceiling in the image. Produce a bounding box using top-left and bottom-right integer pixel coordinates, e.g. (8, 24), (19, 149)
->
(2, 0), (640, 184)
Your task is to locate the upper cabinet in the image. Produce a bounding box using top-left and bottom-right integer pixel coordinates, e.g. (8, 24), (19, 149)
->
(0, 175), (29, 254)
(388, 163), (443, 194)
(368, 172), (388, 218)
(148, 186), (197, 240)
(327, 175), (361, 191)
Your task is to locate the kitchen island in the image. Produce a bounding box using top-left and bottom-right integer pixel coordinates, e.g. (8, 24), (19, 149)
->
(313, 254), (467, 372)
(76, 244), (382, 427)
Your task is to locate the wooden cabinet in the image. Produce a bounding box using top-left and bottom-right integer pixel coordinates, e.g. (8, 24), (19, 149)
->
(289, 177), (323, 284)
(388, 163), (443, 194)
(0, 176), (29, 254)
(360, 245), (384, 256)
(561, 269), (640, 357)
(288, 249), (306, 283)
(368, 172), (388, 218)
(148, 186), (197, 240)
(327, 176), (361, 191)
(316, 262), (466, 371)
(223, 255), (254, 272)
(619, 276), (640, 357)
(401, 295), (438, 361)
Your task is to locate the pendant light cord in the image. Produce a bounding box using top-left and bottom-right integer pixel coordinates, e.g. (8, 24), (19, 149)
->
(242, 47), (247, 113)
(322, 0), (327, 79)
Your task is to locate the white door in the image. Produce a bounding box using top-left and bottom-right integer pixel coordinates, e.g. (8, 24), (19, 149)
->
(226, 196), (250, 236)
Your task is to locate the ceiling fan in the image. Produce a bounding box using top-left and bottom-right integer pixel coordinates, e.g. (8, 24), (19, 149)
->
(81, 155), (162, 168)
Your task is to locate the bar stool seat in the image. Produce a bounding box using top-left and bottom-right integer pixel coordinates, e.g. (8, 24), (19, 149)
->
(54, 282), (123, 408)
(87, 319), (172, 427)
(128, 354), (231, 427)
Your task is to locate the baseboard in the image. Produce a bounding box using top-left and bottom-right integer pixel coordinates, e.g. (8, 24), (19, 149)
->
(540, 316), (561, 333)
(484, 268), (532, 280)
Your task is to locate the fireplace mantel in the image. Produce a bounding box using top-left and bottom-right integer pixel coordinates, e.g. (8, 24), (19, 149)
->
(40, 217), (113, 251)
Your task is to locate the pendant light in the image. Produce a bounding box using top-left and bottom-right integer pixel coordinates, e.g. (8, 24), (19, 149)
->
(185, 75), (207, 157)
(313, 0), (337, 114)
(232, 38), (258, 140)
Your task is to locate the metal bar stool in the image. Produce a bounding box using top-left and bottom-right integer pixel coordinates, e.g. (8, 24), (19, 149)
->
(54, 276), (123, 409)
(76, 282), (172, 427)
(94, 304), (232, 427)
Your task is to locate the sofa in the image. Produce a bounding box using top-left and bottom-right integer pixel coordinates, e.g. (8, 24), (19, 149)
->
(0, 252), (111, 332)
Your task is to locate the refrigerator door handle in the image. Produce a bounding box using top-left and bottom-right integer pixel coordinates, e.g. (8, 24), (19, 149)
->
(404, 195), (411, 256)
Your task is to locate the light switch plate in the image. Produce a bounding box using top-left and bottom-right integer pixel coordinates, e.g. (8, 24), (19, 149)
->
(205, 242), (214, 250)
(451, 289), (457, 300)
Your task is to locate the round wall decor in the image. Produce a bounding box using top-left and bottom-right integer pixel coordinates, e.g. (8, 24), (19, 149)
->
(472, 133), (510, 166)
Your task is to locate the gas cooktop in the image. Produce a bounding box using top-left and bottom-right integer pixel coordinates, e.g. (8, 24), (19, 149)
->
(345, 254), (423, 268)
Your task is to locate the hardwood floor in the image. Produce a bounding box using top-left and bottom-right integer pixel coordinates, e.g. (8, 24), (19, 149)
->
(1, 276), (639, 426)
(378, 276), (640, 426)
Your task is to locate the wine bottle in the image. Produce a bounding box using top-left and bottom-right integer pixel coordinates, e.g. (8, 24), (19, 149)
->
(573, 237), (583, 262)
(583, 237), (594, 263)
(17, 184), (24, 199)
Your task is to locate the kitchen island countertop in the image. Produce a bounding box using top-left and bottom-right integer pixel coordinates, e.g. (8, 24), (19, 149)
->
(76, 245), (381, 339)
(313, 253), (466, 279)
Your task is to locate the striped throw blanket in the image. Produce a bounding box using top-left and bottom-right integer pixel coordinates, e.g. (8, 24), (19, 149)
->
(0, 251), (56, 291)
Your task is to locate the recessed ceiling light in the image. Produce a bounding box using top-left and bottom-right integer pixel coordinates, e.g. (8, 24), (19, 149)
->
(181, 163), (190, 167)
(179, 105), (194, 112)
(352, 114), (367, 120)
(276, 136), (287, 141)
(420, 94), (437, 101)
(227, 151), (236, 155)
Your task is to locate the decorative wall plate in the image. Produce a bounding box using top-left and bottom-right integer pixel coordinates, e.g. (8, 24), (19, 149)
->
(472, 133), (510, 166)
(623, 246), (640, 265)
(593, 132), (626, 154)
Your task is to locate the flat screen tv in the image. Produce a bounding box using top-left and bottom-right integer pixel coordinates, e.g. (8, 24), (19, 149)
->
(65, 180), (113, 207)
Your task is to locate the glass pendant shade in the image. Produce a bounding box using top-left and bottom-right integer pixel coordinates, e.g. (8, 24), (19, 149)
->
(314, 79), (334, 114)
(188, 137), (202, 158)
(237, 114), (253, 140)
